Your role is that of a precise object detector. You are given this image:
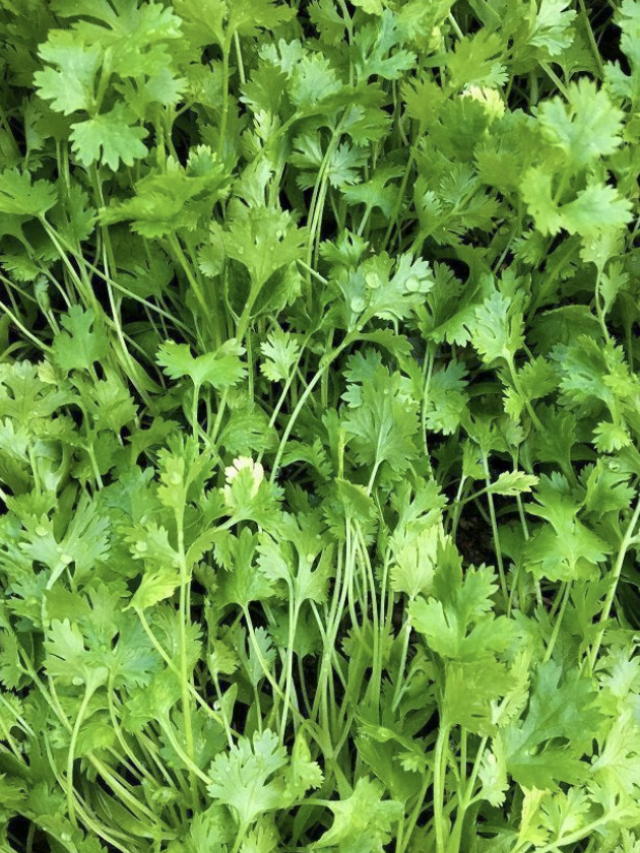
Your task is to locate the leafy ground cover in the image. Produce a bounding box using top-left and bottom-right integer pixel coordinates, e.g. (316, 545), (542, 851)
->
(1, 0), (640, 851)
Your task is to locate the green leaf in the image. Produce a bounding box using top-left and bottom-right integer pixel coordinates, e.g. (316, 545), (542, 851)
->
(219, 207), (306, 290)
(410, 563), (515, 662)
(390, 525), (440, 600)
(353, 11), (416, 82)
(478, 743), (509, 806)
(260, 328), (301, 383)
(538, 79), (625, 170)
(521, 167), (564, 236)
(222, 457), (282, 526)
(51, 306), (108, 373)
(157, 339), (247, 390)
(351, 0), (385, 15)
(314, 777), (403, 852)
(502, 662), (602, 790)
(447, 30), (507, 90)
(488, 471), (539, 496)
(443, 659), (515, 734)
(0, 169), (57, 216)
(592, 710), (640, 799)
(44, 618), (108, 688)
(289, 54), (343, 108)
(214, 528), (275, 608)
(207, 730), (288, 827)
(606, 0), (640, 101)
(470, 289), (524, 364)
(127, 524), (181, 610)
(53, 0), (182, 77)
(425, 361), (469, 435)
(35, 31), (101, 114)
(525, 474), (612, 581)
(285, 732), (323, 799)
(71, 104), (148, 169)
(100, 146), (230, 237)
(560, 183), (633, 236)
(528, 0), (577, 57)
(342, 355), (420, 480)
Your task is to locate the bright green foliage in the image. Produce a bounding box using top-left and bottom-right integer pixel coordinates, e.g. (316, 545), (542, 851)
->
(1, 2), (640, 853)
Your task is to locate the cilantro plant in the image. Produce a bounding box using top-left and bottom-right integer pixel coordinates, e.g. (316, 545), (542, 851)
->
(2, 1), (640, 852)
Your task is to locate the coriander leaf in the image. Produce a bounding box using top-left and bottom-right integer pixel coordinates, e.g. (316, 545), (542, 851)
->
(443, 659), (515, 735)
(353, 11), (416, 82)
(470, 289), (524, 365)
(260, 328), (301, 383)
(560, 183), (633, 236)
(390, 525), (440, 600)
(351, 0), (385, 14)
(502, 661), (602, 790)
(222, 457), (282, 526)
(285, 732), (323, 800)
(528, 0), (577, 57)
(0, 169), (57, 217)
(521, 167), (564, 236)
(127, 523), (181, 610)
(410, 564), (514, 661)
(447, 30), (507, 91)
(157, 339), (247, 390)
(425, 361), (469, 435)
(315, 777), (403, 852)
(222, 206), (306, 290)
(71, 104), (148, 169)
(214, 528), (275, 608)
(538, 79), (624, 170)
(606, 0), (640, 101)
(342, 358), (420, 482)
(289, 54), (342, 108)
(488, 471), (539, 496)
(54, 0), (182, 77)
(51, 306), (108, 373)
(34, 31), (100, 114)
(100, 146), (230, 237)
(478, 744), (509, 806)
(207, 730), (288, 828)
(44, 618), (108, 689)
(591, 710), (640, 799)
(525, 474), (612, 581)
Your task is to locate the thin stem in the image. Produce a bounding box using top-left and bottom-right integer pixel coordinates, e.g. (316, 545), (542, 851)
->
(577, 0), (605, 77)
(588, 496), (640, 672)
(218, 41), (232, 160)
(420, 345), (436, 477)
(482, 454), (508, 606)
(134, 607), (231, 731)
(398, 772), (433, 853)
(270, 335), (355, 480)
(433, 724), (450, 853)
(66, 687), (94, 827)
(391, 616), (412, 713)
(542, 581), (571, 664)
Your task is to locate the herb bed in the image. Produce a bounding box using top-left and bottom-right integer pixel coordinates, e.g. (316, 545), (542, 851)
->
(1, 1), (640, 852)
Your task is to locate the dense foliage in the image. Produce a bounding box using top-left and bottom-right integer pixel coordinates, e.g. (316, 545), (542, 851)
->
(1, 0), (640, 851)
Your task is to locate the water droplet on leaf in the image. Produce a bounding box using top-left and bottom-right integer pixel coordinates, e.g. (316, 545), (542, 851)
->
(365, 272), (380, 289)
